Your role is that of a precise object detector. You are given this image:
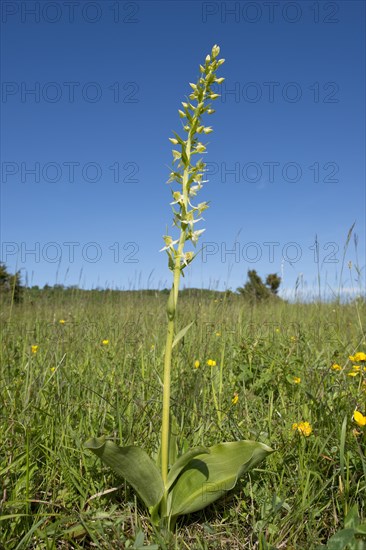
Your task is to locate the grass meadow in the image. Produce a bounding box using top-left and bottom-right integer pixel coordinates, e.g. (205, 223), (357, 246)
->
(1, 290), (366, 549)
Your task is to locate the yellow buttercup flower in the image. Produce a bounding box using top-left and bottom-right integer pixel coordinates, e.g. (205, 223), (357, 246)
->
(352, 365), (361, 371)
(59, 319), (65, 324)
(350, 352), (366, 362)
(50, 367), (56, 372)
(31, 345), (38, 354)
(194, 360), (200, 369)
(353, 410), (366, 427)
(348, 371), (358, 377)
(293, 377), (301, 384)
(331, 363), (342, 371)
(206, 359), (217, 367)
(292, 421), (312, 437)
(102, 339), (109, 346)
(232, 392), (239, 405)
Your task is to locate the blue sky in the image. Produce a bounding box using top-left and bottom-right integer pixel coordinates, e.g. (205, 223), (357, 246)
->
(1, 0), (365, 298)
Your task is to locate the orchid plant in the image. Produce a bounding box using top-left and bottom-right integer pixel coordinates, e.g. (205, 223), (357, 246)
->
(85, 45), (273, 532)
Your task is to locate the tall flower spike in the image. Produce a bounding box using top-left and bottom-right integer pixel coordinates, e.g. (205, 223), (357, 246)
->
(162, 48), (225, 270)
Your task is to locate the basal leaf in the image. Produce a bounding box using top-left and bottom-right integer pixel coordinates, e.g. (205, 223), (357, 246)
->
(84, 437), (164, 510)
(166, 447), (209, 491)
(168, 440), (273, 518)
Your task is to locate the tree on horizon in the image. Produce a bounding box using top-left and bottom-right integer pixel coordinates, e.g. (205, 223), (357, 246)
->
(237, 270), (282, 302)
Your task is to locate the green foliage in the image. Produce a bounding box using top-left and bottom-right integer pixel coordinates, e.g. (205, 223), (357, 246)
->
(237, 270), (282, 302)
(1, 295), (366, 547)
(165, 446), (209, 491)
(85, 437), (272, 529)
(316, 505), (366, 550)
(0, 263), (24, 303)
(168, 441), (273, 518)
(84, 437), (164, 510)
(172, 321), (194, 349)
(0, 262), (9, 285)
(265, 273), (281, 295)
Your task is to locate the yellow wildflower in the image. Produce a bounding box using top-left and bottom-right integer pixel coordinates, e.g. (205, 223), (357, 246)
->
(31, 345), (38, 354)
(59, 319), (65, 324)
(102, 339), (109, 346)
(350, 352), (366, 362)
(232, 392), (239, 405)
(353, 410), (366, 427)
(331, 363), (342, 371)
(50, 367), (56, 372)
(206, 359), (217, 367)
(215, 332), (221, 337)
(194, 360), (200, 369)
(293, 377), (301, 384)
(292, 421), (312, 437)
(347, 371), (358, 377)
(352, 365), (361, 371)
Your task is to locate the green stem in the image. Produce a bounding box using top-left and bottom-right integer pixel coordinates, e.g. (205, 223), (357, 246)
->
(161, 224), (188, 485)
(161, 313), (175, 486)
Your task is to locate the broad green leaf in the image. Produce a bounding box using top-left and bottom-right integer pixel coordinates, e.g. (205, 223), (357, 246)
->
(345, 504), (360, 529)
(63, 523), (87, 539)
(168, 440), (273, 518)
(84, 437), (164, 510)
(133, 530), (144, 548)
(326, 528), (356, 550)
(134, 530), (160, 549)
(166, 447), (209, 491)
(172, 321), (194, 349)
(355, 523), (366, 535)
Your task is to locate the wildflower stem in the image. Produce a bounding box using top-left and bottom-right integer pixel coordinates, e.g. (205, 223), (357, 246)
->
(161, 231), (186, 519)
(161, 123), (194, 494)
(161, 316), (174, 486)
